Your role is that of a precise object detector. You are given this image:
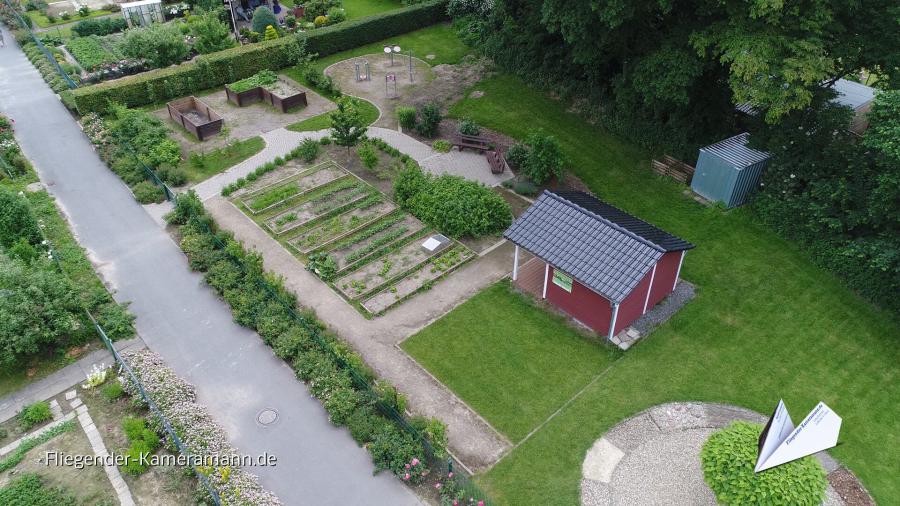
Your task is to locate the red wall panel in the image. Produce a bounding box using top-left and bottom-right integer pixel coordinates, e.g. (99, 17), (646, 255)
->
(613, 269), (653, 335)
(648, 251), (683, 309)
(545, 265), (612, 334)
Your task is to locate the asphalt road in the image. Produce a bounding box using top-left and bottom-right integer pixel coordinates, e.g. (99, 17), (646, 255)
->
(0, 27), (419, 506)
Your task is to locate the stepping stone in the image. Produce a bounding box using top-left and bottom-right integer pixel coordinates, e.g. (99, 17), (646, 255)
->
(426, 54), (436, 60)
(69, 398), (83, 409)
(48, 400), (64, 420)
(64, 390), (77, 401)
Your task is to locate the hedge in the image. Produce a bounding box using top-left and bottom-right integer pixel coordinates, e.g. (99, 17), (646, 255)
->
(67, 0), (449, 114)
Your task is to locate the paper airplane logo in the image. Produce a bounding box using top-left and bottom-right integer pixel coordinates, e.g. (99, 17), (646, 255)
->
(755, 400), (841, 472)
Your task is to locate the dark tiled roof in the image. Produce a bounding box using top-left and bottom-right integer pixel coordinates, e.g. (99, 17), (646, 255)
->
(504, 191), (694, 303)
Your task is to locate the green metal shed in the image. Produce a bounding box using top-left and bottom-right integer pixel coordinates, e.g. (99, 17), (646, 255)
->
(691, 133), (770, 208)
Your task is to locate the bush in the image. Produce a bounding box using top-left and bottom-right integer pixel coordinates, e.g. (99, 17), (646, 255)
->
(701, 421), (827, 506)
(252, 6), (279, 33)
(396, 106), (417, 130)
(367, 423), (423, 475)
(303, 0), (341, 20)
(327, 7), (347, 24)
(72, 17), (127, 36)
(101, 381), (125, 401)
(505, 142), (529, 170)
(458, 117), (480, 135)
(395, 165), (512, 237)
(121, 23), (190, 68)
(432, 139), (451, 153)
(190, 8), (235, 54)
(522, 130), (565, 184)
(416, 102), (441, 138)
(69, 1), (450, 113)
(357, 142), (379, 169)
(132, 181), (165, 204)
(297, 137), (320, 162)
(18, 401), (52, 430)
(513, 179), (538, 196)
(0, 187), (42, 248)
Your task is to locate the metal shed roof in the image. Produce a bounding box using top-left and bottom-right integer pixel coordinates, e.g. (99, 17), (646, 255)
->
(831, 79), (875, 110)
(700, 133), (770, 169)
(503, 191), (693, 303)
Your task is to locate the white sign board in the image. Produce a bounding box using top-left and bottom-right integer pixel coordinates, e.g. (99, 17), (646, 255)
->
(755, 400), (842, 472)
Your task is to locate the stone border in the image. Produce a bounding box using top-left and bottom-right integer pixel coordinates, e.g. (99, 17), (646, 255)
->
(581, 402), (873, 506)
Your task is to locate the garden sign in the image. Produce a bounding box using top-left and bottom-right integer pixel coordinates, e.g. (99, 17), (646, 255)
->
(755, 399), (842, 472)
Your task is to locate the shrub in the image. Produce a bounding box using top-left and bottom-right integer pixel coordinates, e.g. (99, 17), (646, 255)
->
(701, 421), (827, 506)
(357, 142), (379, 169)
(284, 14), (296, 28)
(416, 102), (441, 138)
(367, 423), (423, 475)
(327, 7), (347, 24)
(505, 142), (529, 170)
(72, 17), (127, 36)
(121, 23), (190, 68)
(190, 8), (235, 54)
(252, 6), (279, 33)
(264, 24), (279, 40)
(395, 165), (512, 237)
(432, 139), (451, 153)
(101, 381), (125, 401)
(458, 117), (480, 135)
(132, 181), (165, 204)
(18, 401), (52, 430)
(303, 0), (341, 20)
(522, 129), (565, 184)
(0, 187), (41, 248)
(298, 137), (320, 162)
(396, 106), (417, 130)
(69, 1), (450, 113)
(513, 179), (538, 196)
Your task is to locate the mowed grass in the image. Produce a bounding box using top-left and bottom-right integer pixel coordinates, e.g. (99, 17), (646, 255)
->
(403, 281), (620, 442)
(343, 0), (404, 19)
(286, 99), (380, 132)
(310, 23), (472, 69)
(179, 136), (265, 183)
(442, 74), (900, 504)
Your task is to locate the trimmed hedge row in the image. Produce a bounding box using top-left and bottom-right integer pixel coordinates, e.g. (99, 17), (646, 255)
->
(67, 1), (449, 114)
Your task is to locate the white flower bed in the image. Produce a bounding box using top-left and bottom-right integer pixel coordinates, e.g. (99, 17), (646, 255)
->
(120, 349), (282, 506)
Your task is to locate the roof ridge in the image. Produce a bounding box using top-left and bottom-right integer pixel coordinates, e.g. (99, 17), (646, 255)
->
(544, 191), (665, 252)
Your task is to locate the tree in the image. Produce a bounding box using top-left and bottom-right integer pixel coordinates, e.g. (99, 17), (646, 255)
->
(330, 97), (367, 153)
(0, 255), (82, 367)
(120, 22), (190, 68)
(863, 90), (900, 163)
(251, 6), (278, 34)
(0, 187), (41, 249)
(190, 8), (235, 55)
(523, 130), (565, 184)
(263, 24), (279, 41)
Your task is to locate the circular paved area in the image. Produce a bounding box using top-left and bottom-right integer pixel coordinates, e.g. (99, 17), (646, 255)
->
(581, 402), (850, 505)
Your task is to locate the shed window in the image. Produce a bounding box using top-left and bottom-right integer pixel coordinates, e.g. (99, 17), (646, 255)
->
(552, 271), (573, 292)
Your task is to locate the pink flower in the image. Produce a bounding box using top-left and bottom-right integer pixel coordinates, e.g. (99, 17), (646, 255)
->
(435, 483), (442, 489)
(453, 502), (458, 506)
(405, 463), (410, 469)
(411, 458), (420, 466)
(448, 472), (454, 478)
(403, 473), (410, 481)
(478, 501), (484, 506)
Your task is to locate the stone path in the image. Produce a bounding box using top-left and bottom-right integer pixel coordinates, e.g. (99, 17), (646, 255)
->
(581, 402), (858, 506)
(71, 390), (136, 506)
(0, 337), (145, 424)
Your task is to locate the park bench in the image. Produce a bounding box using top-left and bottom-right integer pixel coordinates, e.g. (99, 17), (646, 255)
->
(487, 150), (509, 174)
(453, 133), (491, 152)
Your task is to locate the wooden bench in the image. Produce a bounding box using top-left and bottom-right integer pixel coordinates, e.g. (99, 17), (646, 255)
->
(453, 133), (491, 152)
(651, 155), (695, 184)
(487, 150), (509, 174)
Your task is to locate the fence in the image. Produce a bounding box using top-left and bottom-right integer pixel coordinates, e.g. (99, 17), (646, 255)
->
(0, 0), (79, 89)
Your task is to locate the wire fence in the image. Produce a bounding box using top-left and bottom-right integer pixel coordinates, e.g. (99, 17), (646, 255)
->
(0, 0), (79, 89)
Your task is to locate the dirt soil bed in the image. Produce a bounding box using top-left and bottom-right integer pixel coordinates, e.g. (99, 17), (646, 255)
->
(240, 162), (346, 211)
(329, 215), (424, 271)
(265, 184), (373, 234)
(335, 233), (436, 299)
(289, 201), (397, 253)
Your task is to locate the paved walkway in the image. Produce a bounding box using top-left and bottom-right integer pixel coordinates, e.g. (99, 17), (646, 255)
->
(0, 337), (145, 424)
(205, 196), (513, 471)
(0, 26), (419, 506)
(581, 402), (852, 506)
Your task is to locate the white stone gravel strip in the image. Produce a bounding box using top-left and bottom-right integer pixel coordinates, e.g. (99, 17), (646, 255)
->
(74, 398), (136, 506)
(0, 411), (76, 457)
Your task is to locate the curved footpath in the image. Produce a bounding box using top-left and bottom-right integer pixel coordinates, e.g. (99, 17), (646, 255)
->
(0, 26), (420, 506)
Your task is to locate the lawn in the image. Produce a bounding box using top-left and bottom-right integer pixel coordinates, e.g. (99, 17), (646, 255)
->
(180, 136), (265, 183)
(403, 281), (620, 442)
(26, 9), (113, 28)
(343, 0), (404, 19)
(432, 73), (900, 504)
(286, 99), (379, 132)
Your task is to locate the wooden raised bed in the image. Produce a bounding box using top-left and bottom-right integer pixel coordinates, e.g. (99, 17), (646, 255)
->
(225, 77), (308, 113)
(167, 96), (223, 141)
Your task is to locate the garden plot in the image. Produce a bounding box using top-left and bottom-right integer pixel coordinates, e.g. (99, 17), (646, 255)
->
(327, 214), (425, 271)
(240, 161), (347, 214)
(362, 246), (474, 314)
(288, 202), (398, 254)
(264, 181), (376, 235)
(335, 231), (440, 300)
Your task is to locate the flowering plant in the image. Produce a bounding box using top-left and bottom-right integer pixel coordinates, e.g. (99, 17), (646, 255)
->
(400, 457), (428, 484)
(82, 363), (109, 389)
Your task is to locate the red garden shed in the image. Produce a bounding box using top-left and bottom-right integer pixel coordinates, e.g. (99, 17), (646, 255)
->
(503, 191), (694, 340)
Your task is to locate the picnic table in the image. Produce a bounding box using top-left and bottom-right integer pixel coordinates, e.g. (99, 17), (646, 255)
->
(452, 133), (491, 153)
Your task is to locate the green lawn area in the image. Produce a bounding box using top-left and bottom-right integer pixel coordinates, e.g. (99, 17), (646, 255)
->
(180, 136), (265, 183)
(286, 99), (379, 132)
(26, 10), (113, 28)
(343, 0), (404, 19)
(309, 22), (471, 69)
(403, 282), (620, 442)
(428, 73), (900, 505)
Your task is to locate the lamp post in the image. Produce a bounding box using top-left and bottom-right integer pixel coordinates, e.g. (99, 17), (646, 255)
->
(384, 44), (401, 66)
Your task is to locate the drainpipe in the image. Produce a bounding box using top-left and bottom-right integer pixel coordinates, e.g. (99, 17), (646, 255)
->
(512, 245), (519, 281)
(642, 263), (657, 314)
(542, 262), (550, 299)
(672, 251), (686, 291)
(608, 303), (620, 341)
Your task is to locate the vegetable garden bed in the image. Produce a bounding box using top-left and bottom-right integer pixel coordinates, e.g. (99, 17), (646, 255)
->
(166, 96), (223, 141)
(288, 202), (398, 254)
(226, 71), (308, 113)
(239, 161), (346, 214)
(263, 181), (375, 235)
(327, 214), (424, 271)
(335, 231), (438, 300)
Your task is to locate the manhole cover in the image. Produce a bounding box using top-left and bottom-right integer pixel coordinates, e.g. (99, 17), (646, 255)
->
(257, 408), (278, 426)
